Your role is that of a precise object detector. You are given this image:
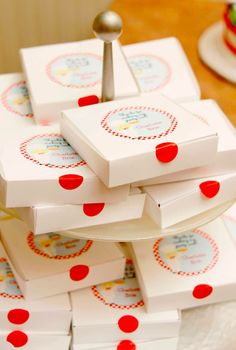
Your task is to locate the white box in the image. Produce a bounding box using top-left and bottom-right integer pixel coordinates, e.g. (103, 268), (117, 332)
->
(0, 242), (71, 333)
(71, 247), (180, 345)
(0, 219), (125, 300)
(123, 37), (200, 102)
(20, 39), (139, 125)
(60, 94), (218, 187)
(134, 99), (236, 186)
(72, 337), (178, 350)
(131, 218), (236, 312)
(143, 173), (236, 228)
(0, 334), (70, 350)
(0, 73), (35, 128)
(0, 125), (129, 207)
(222, 203), (236, 242)
(18, 188), (146, 235)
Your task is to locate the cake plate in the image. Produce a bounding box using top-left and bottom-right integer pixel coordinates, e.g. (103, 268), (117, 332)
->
(57, 200), (235, 242)
(198, 21), (236, 83)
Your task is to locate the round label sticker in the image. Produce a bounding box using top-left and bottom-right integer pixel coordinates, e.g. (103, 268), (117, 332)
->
(20, 133), (86, 168)
(1, 80), (33, 118)
(46, 53), (102, 88)
(101, 106), (177, 140)
(91, 259), (144, 309)
(128, 54), (171, 92)
(153, 229), (219, 276)
(223, 215), (236, 241)
(0, 258), (23, 299)
(27, 232), (93, 260)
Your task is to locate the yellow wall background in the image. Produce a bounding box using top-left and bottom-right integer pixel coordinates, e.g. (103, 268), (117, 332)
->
(0, 0), (112, 73)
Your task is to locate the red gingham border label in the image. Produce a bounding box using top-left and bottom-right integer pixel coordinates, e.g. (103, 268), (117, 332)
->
(19, 133), (86, 169)
(128, 54), (172, 92)
(1, 80), (33, 118)
(91, 258), (144, 310)
(153, 228), (219, 277)
(46, 52), (102, 89)
(91, 285), (144, 310)
(0, 257), (23, 300)
(101, 106), (178, 140)
(27, 232), (93, 260)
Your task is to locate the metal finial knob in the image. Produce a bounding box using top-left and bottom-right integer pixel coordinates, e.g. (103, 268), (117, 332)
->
(93, 11), (123, 43)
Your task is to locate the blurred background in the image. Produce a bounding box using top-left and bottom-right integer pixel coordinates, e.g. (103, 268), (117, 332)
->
(0, 0), (234, 124)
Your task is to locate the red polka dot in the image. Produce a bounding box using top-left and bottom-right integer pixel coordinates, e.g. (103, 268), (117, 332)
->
(192, 284), (213, 299)
(117, 340), (136, 350)
(78, 95), (99, 107)
(58, 174), (84, 190)
(83, 203), (105, 216)
(199, 181), (220, 198)
(8, 309), (29, 325)
(118, 315), (139, 333)
(155, 142), (178, 163)
(7, 331), (28, 348)
(69, 264), (89, 281)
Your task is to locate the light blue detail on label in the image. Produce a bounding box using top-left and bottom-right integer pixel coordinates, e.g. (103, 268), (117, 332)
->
(223, 217), (236, 242)
(33, 233), (88, 257)
(107, 109), (171, 138)
(0, 260), (22, 297)
(128, 55), (170, 92)
(50, 54), (102, 87)
(6, 82), (33, 117)
(26, 134), (82, 166)
(158, 232), (215, 274)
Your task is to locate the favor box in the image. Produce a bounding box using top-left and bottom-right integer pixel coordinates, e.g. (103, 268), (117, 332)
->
(20, 39), (139, 124)
(18, 188), (146, 235)
(0, 242), (71, 333)
(0, 219), (125, 300)
(0, 125), (129, 207)
(70, 254), (180, 345)
(123, 37), (200, 102)
(72, 337), (178, 350)
(0, 73), (35, 129)
(134, 99), (236, 186)
(223, 203), (236, 242)
(131, 218), (236, 312)
(0, 334), (70, 350)
(143, 173), (236, 228)
(60, 94), (218, 187)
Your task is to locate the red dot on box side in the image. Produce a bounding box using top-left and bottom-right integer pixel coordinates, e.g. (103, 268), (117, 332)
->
(117, 340), (136, 350)
(7, 309), (30, 325)
(69, 264), (89, 281)
(155, 142), (178, 163)
(192, 284), (213, 299)
(199, 181), (220, 198)
(118, 315), (139, 333)
(7, 331), (28, 348)
(58, 174), (84, 190)
(78, 95), (99, 107)
(83, 203), (105, 216)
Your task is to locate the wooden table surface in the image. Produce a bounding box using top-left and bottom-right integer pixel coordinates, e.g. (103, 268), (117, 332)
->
(112, 0), (236, 126)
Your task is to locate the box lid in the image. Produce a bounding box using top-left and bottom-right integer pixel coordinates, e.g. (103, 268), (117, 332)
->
(223, 203), (236, 242)
(20, 39), (139, 104)
(131, 218), (236, 311)
(0, 219), (124, 281)
(61, 94), (218, 187)
(0, 125), (129, 206)
(123, 37), (200, 102)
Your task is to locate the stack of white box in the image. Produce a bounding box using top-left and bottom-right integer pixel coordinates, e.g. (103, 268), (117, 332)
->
(0, 34), (235, 350)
